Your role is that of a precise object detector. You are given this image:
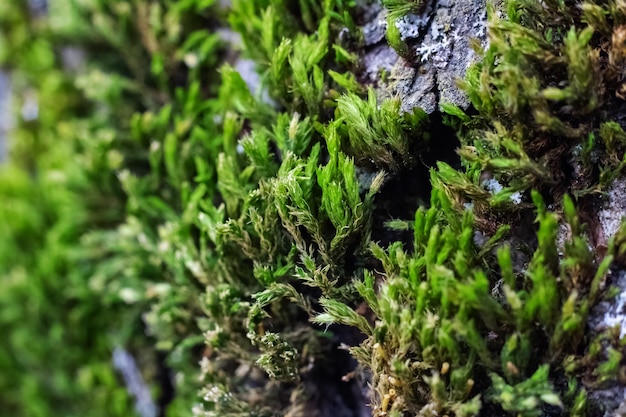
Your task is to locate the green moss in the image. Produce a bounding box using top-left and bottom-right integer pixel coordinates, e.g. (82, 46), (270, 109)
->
(449, 0), (626, 198)
(382, 0), (424, 19)
(316, 182), (615, 415)
(3, 0), (626, 416)
(335, 88), (429, 172)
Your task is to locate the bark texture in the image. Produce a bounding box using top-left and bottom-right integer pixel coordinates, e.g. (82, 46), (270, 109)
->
(358, 0), (487, 114)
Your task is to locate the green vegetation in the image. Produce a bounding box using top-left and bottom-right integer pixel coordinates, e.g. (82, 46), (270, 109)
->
(382, 0), (425, 19)
(2, 0), (626, 416)
(454, 0), (626, 198)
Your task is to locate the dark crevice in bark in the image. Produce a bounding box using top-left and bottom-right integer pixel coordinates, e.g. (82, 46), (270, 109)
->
(371, 109), (461, 248)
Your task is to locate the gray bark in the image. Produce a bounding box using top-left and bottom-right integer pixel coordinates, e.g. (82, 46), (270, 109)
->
(358, 0), (487, 114)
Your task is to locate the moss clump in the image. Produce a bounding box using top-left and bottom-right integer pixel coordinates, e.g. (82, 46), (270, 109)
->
(2, 0), (626, 416)
(336, 88), (430, 172)
(320, 185), (616, 416)
(448, 0), (626, 200)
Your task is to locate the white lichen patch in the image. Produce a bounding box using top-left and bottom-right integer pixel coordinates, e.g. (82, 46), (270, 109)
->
(509, 191), (523, 204)
(590, 271), (626, 338)
(482, 178), (503, 194)
(603, 291), (626, 340)
(598, 178), (626, 241)
(390, 0), (435, 41)
(587, 271), (626, 415)
(395, 9), (432, 41)
(414, 10), (453, 67)
(359, 0), (488, 113)
(481, 178), (523, 204)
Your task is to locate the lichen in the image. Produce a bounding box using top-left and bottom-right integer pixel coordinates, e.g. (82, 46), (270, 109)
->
(359, 0), (488, 113)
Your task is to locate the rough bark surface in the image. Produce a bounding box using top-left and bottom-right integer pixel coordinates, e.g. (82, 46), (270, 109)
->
(589, 178), (626, 417)
(588, 270), (626, 417)
(358, 0), (487, 114)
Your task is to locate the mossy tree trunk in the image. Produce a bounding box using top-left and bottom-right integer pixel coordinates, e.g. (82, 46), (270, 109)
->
(2, 1), (626, 417)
